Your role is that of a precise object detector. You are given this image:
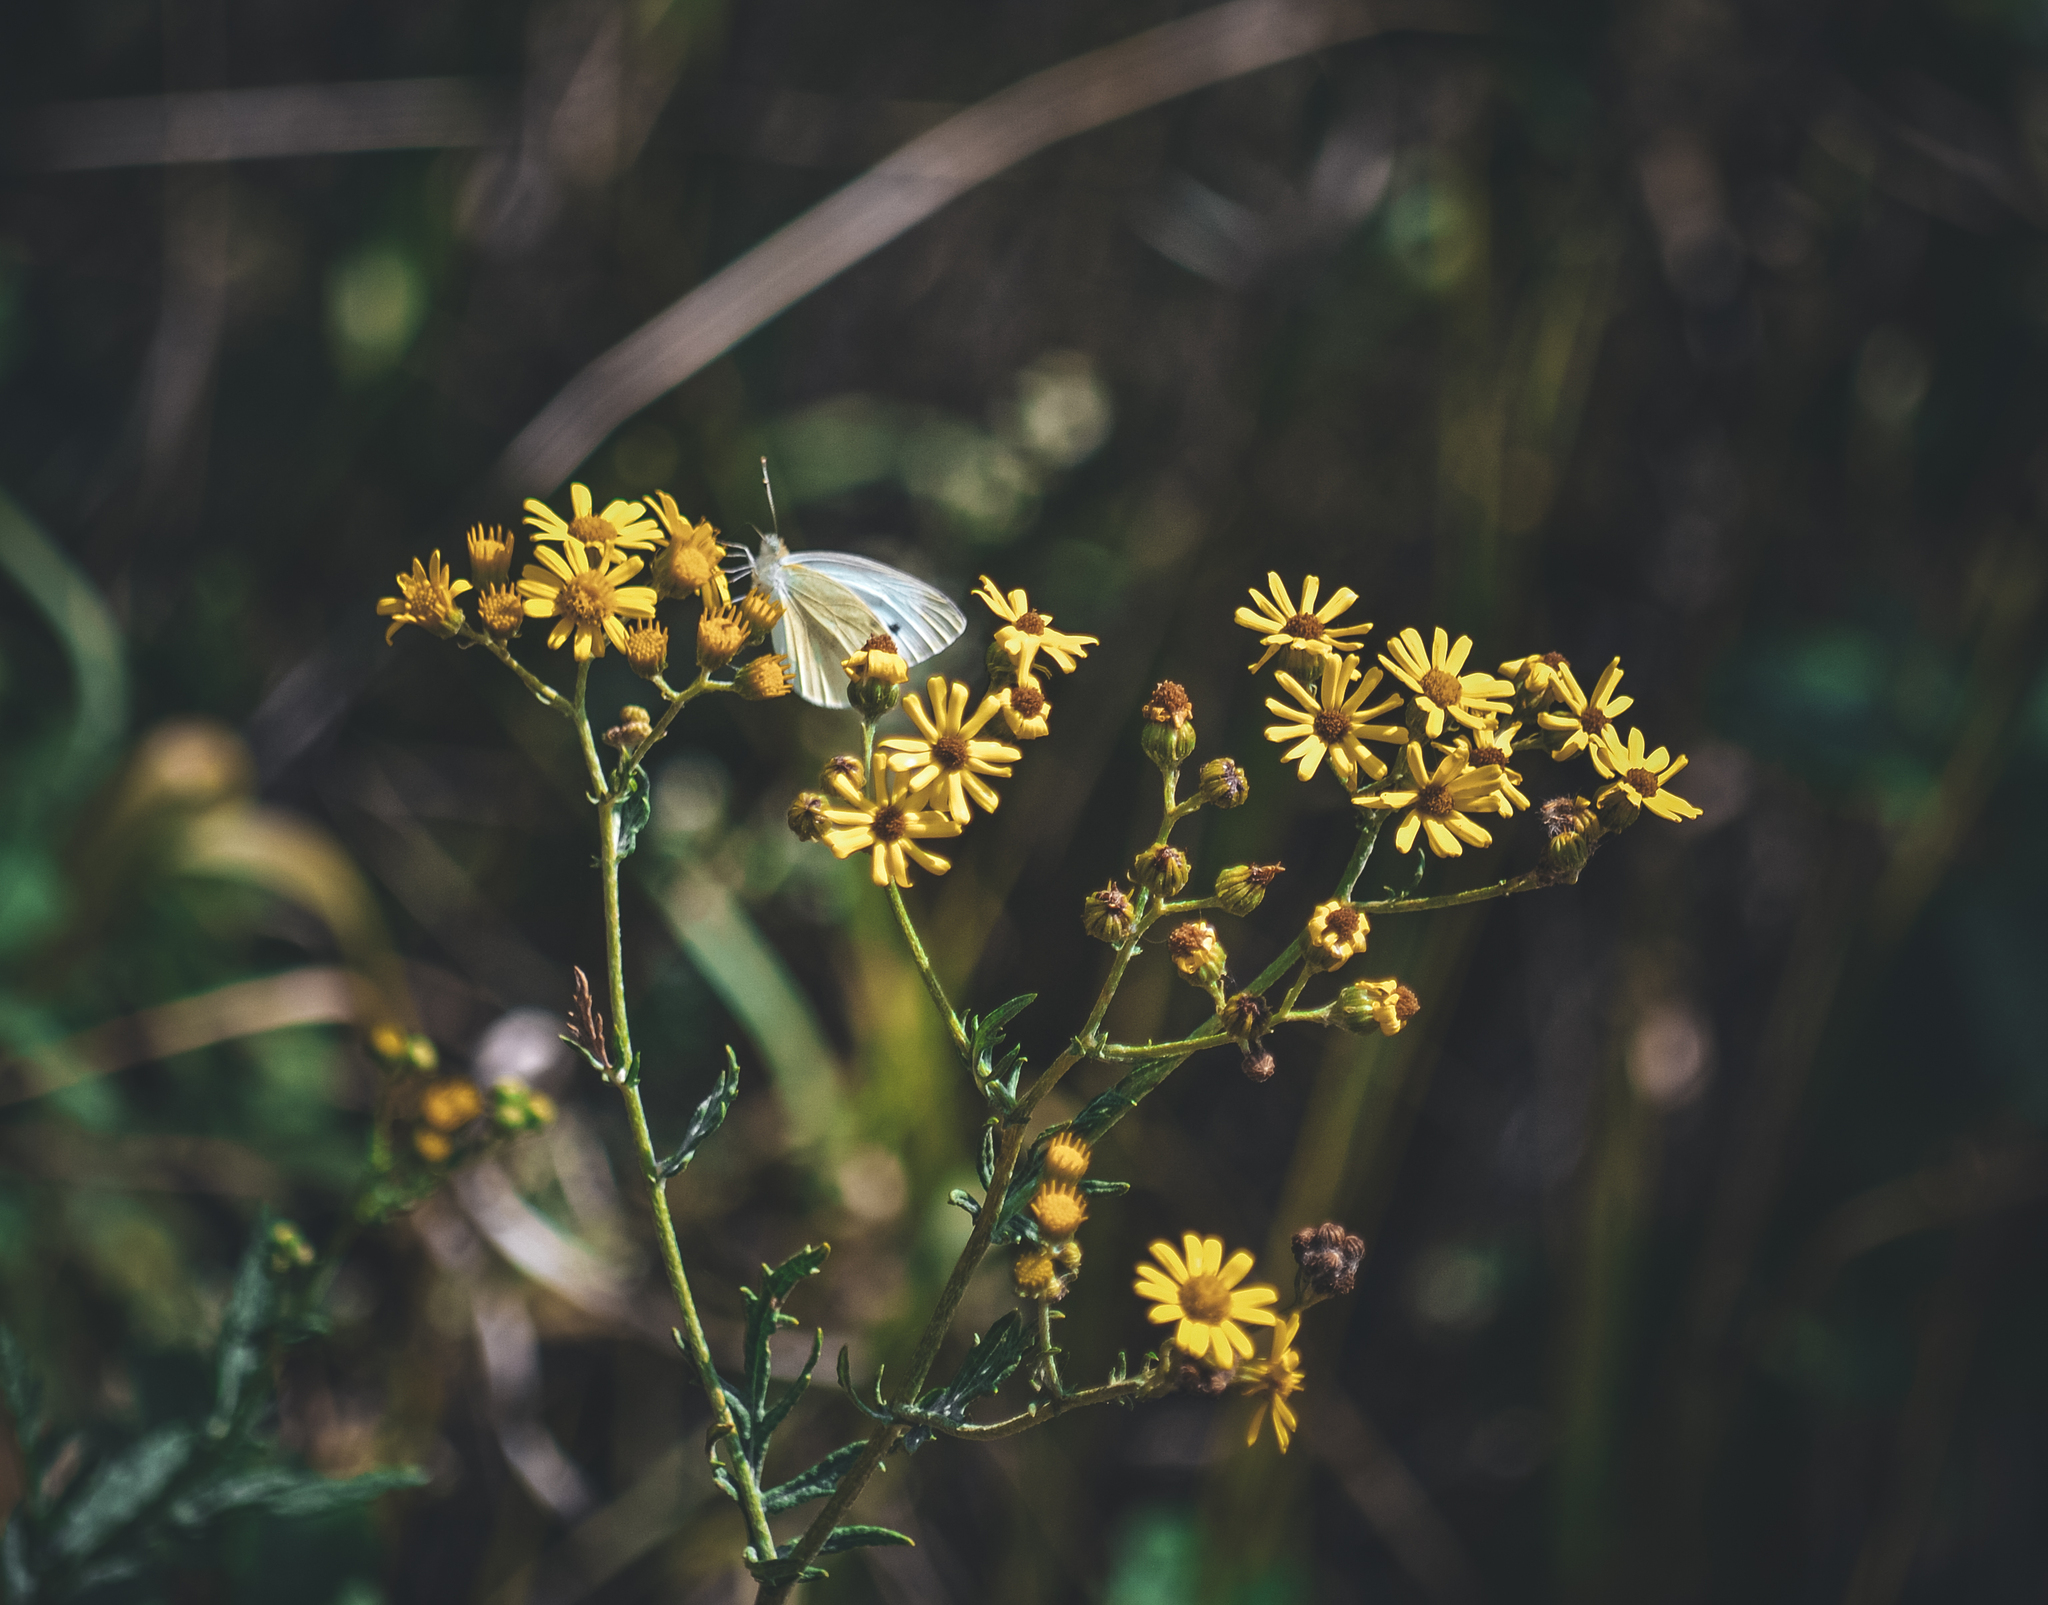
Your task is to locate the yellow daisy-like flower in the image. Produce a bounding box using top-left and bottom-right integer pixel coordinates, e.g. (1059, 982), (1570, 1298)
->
(645, 491), (728, 605)
(1263, 655), (1407, 787)
(819, 761), (963, 887)
(1499, 651), (1570, 706)
(1589, 726), (1704, 822)
(376, 551), (471, 643)
(1133, 1233), (1280, 1366)
(517, 541), (658, 661)
(1538, 657), (1633, 759)
(1235, 573), (1374, 674)
(1354, 741), (1506, 858)
(1237, 1314), (1305, 1452)
(974, 576), (1099, 680)
(1378, 627), (1515, 739)
(1439, 721), (1531, 812)
(523, 482), (662, 560)
(879, 676), (1022, 823)
(997, 675), (1052, 740)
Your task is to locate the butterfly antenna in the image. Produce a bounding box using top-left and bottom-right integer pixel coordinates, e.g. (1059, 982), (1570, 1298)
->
(760, 457), (780, 536)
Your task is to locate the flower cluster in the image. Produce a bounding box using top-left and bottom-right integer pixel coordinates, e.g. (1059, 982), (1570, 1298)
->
(375, 483), (796, 696)
(792, 578), (1097, 887)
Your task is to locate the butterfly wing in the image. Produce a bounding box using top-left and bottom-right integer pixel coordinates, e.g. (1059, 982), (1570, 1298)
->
(775, 565), (886, 707)
(785, 551), (966, 668)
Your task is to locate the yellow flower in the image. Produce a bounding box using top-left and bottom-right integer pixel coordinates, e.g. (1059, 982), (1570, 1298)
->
(1334, 977), (1419, 1037)
(477, 584), (523, 640)
(517, 540), (658, 661)
(879, 675), (1022, 823)
(696, 606), (746, 670)
(466, 524), (514, 585)
(842, 633), (909, 686)
(1134, 1233), (1280, 1366)
(1031, 1181), (1088, 1239)
(736, 655), (795, 700)
(739, 588), (786, 637)
(645, 492), (729, 605)
(997, 676), (1052, 739)
(974, 576), (1098, 679)
(624, 621), (669, 679)
(413, 1128), (452, 1164)
(1439, 721), (1530, 812)
(376, 551), (471, 643)
(1304, 899), (1368, 972)
(1237, 1314), (1305, 1452)
(1263, 655), (1406, 786)
(819, 762), (963, 887)
(1042, 1131), (1092, 1182)
(1015, 1245), (1060, 1298)
(1499, 650), (1570, 705)
(1589, 726), (1704, 822)
(1355, 741), (1506, 857)
(523, 482), (661, 559)
(1235, 572), (1373, 674)
(1378, 627), (1515, 738)
(1537, 656), (1633, 759)
(420, 1078), (484, 1131)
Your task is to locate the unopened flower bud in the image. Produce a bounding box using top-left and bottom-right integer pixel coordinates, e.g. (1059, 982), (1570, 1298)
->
(1139, 680), (1198, 773)
(605, 704), (654, 748)
(1334, 977), (1419, 1037)
(1082, 883), (1135, 943)
(1214, 862), (1283, 917)
(1304, 899), (1368, 972)
(466, 525), (514, 586)
(787, 791), (829, 842)
(1042, 1131), (1092, 1182)
(1177, 1360), (1233, 1395)
(1220, 991), (1269, 1044)
(1240, 1044), (1276, 1083)
(1167, 921), (1227, 990)
(697, 606), (747, 670)
(1030, 1181), (1088, 1240)
(736, 655), (795, 700)
(1536, 795), (1602, 884)
(842, 635), (906, 720)
(1291, 1221), (1366, 1297)
(1053, 1240), (1082, 1275)
(491, 1081), (557, 1133)
(1197, 757), (1249, 809)
(1595, 781), (1640, 833)
(625, 621), (670, 679)
(1132, 843), (1190, 898)
(1014, 1244), (1059, 1298)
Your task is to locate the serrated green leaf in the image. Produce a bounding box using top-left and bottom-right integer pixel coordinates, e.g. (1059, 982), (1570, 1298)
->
(761, 1440), (866, 1513)
(820, 1524), (914, 1554)
(656, 1049), (741, 1179)
(49, 1425), (195, 1559)
(740, 1246), (828, 1459)
(752, 1327), (821, 1449)
(965, 994), (1033, 1108)
(613, 768), (653, 861)
(211, 1213), (281, 1435)
(836, 1348), (893, 1423)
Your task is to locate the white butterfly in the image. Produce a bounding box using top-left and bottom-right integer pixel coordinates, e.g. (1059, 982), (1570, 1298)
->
(735, 532), (967, 707)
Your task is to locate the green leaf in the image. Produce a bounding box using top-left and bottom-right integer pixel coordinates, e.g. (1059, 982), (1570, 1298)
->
(977, 1124), (997, 1188)
(739, 1246), (828, 1459)
(49, 1425), (196, 1558)
(820, 1524), (914, 1554)
(752, 1327), (822, 1449)
(614, 768), (653, 861)
(4, 1521), (35, 1602)
(896, 1313), (1030, 1450)
(168, 1465), (425, 1527)
(656, 1049), (740, 1179)
(1078, 1178), (1129, 1197)
(965, 994), (1033, 1108)
(761, 1440), (866, 1513)
(746, 1555), (830, 1587)
(836, 1348), (893, 1424)
(946, 1188), (980, 1218)
(211, 1213), (281, 1436)
(0, 1327), (44, 1454)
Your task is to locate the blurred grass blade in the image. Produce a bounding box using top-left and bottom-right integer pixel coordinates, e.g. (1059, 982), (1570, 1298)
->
(0, 487), (125, 786)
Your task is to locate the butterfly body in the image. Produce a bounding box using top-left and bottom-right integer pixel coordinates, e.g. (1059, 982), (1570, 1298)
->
(744, 532), (966, 707)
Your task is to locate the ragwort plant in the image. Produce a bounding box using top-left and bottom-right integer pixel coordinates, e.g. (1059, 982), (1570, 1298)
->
(374, 488), (1703, 1597)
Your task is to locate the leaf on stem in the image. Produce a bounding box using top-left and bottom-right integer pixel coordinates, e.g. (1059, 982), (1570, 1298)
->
(964, 994), (1033, 1110)
(563, 966), (612, 1076)
(654, 1047), (741, 1178)
(209, 1210), (281, 1437)
(760, 1440), (867, 1513)
(736, 1245), (829, 1470)
(613, 767), (653, 861)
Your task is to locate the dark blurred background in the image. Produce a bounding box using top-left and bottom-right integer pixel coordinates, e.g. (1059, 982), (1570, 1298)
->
(6, 0), (2048, 1600)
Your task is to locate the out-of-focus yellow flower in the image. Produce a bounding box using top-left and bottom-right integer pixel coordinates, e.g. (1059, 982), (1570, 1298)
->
(1237, 1314), (1305, 1452)
(517, 541), (658, 661)
(1379, 627), (1515, 739)
(880, 676), (1020, 823)
(1355, 741), (1506, 857)
(1441, 721), (1530, 812)
(1032, 1181), (1089, 1239)
(421, 1078), (484, 1131)
(376, 552), (471, 642)
(974, 576), (1098, 679)
(1042, 1131), (1092, 1182)
(524, 482), (662, 559)
(997, 675), (1052, 739)
(413, 1129), (452, 1163)
(818, 762), (962, 887)
(1538, 656), (1633, 759)
(1134, 1233), (1280, 1366)
(1235, 572), (1373, 673)
(1590, 726), (1704, 822)
(1263, 655), (1406, 786)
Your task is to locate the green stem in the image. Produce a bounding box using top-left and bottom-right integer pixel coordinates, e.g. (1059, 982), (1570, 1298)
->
(610, 667), (709, 800)
(470, 628), (575, 715)
(888, 884), (971, 1063)
(1034, 1297), (1064, 1396)
(1357, 868), (1544, 914)
(898, 1369), (1168, 1441)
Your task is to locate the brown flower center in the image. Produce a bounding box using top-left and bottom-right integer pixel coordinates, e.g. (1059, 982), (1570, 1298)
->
(1417, 780), (1455, 817)
(1540, 650), (1567, 668)
(1143, 680), (1193, 725)
(933, 733), (970, 770)
(873, 804), (908, 842)
(1284, 612), (1326, 640)
(1018, 610), (1046, 635)
(1178, 1272), (1233, 1325)
(1325, 906), (1362, 940)
(1625, 767), (1661, 796)
(558, 572), (613, 623)
(1420, 668), (1465, 709)
(1580, 707), (1611, 735)
(1394, 985), (1421, 1019)
(1247, 863), (1283, 886)
(569, 514), (617, 547)
(863, 632), (899, 653)
(1473, 745), (1508, 768)
(1010, 683), (1046, 716)
(1312, 708), (1350, 743)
